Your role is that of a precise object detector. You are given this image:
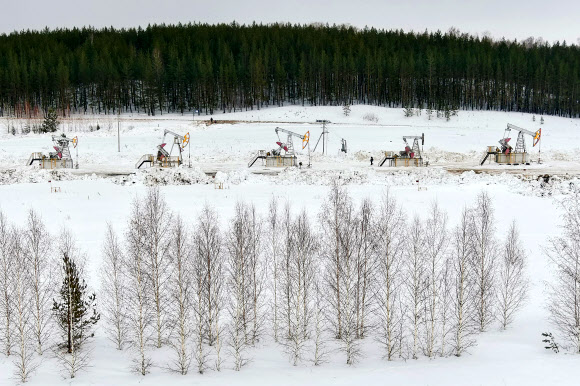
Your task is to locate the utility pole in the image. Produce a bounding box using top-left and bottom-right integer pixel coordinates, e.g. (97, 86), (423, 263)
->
(308, 138), (311, 168)
(117, 113), (120, 152)
(315, 119), (330, 156)
(538, 133), (542, 164)
(323, 120), (327, 155)
(190, 109), (198, 168)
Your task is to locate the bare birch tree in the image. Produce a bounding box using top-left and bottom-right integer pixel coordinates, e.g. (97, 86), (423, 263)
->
(23, 209), (54, 355)
(497, 221), (528, 330)
(246, 204), (265, 345)
(470, 191), (498, 332)
(545, 194), (580, 353)
(168, 216), (194, 375)
(143, 187), (173, 348)
(439, 256), (453, 357)
(354, 198), (377, 339)
(423, 202), (449, 358)
(319, 184), (361, 364)
(0, 211), (14, 357)
(450, 208), (477, 357)
(281, 209), (317, 365)
(11, 227), (38, 382)
(226, 202), (252, 370)
(336, 198), (361, 365)
(312, 275), (328, 366)
(100, 223), (127, 350)
(266, 197), (281, 343)
(405, 216), (426, 360)
(194, 204), (225, 370)
(375, 192), (406, 361)
(294, 210), (317, 341)
(319, 182), (350, 339)
(396, 293), (408, 359)
(125, 199), (153, 375)
(281, 202), (293, 339)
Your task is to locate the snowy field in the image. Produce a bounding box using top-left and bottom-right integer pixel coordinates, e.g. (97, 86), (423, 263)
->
(0, 105), (579, 385)
(0, 176), (577, 385)
(1, 105), (579, 176)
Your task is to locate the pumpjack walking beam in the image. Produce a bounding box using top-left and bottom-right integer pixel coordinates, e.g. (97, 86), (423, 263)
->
(274, 127), (311, 167)
(480, 123), (541, 165)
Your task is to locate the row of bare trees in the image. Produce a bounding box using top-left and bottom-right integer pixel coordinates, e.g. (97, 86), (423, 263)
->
(101, 189), (263, 375)
(546, 194), (580, 353)
(0, 210), (52, 382)
(99, 185), (530, 376)
(0, 210), (97, 382)
(12, 187), (580, 382)
(313, 185), (528, 363)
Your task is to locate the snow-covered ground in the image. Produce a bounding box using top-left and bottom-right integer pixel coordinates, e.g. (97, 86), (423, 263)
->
(0, 105), (579, 385)
(0, 173), (576, 385)
(1, 105), (579, 176)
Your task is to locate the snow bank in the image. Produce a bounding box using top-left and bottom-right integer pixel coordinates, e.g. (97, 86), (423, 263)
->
(116, 167), (211, 186)
(0, 167), (80, 185)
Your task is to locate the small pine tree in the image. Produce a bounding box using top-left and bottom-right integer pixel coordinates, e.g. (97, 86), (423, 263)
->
(444, 105), (451, 121)
(540, 116), (544, 124)
(342, 104), (351, 117)
(541, 332), (559, 353)
(52, 253), (100, 353)
(42, 108), (59, 133)
(404, 106), (414, 117)
(533, 115), (536, 122)
(426, 108), (433, 120)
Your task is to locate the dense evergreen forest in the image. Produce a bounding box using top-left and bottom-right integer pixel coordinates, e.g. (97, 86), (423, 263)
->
(0, 22), (578, 118)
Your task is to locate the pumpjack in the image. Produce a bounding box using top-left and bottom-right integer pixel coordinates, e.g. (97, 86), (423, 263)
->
(248, 127), (310, 167)
(136, 129), (190, 169)
(27, 134), (78, 169)
(378, 133), (425, 167)
(480, 124), (541, 165)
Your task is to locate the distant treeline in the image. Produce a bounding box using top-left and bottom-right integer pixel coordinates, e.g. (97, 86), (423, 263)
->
(0, 23), (578, 118)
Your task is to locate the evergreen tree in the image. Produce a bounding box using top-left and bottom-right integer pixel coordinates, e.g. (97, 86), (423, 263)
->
(343, 104), (351, 116)
(52, 252), (100, 354)
(42, 108), (59, 133)
(0, 24), (577, 117)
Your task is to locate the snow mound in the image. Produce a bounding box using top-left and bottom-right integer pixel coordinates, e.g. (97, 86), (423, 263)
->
(117, 167), (211, 186)
(0, 168), (79, 185)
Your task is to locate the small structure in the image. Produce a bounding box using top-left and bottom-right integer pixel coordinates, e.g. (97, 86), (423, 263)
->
(312, 119), (348, 155)
(341, 138), (348, 154)
(136, 130), (190, 169)
(28, 134), (78, 169)
(378, 134), (425, 167)
(248, 127), (310, 168)
(480, 124), (541, 165)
